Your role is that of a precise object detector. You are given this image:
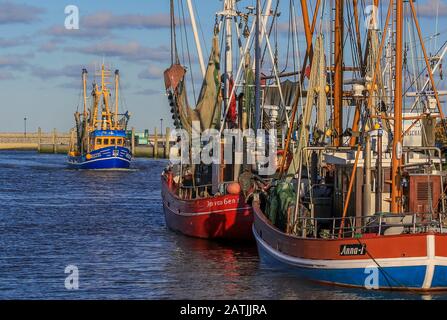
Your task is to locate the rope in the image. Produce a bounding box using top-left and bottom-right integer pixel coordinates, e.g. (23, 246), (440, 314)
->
(281, 0), (293, 74)
(170, 0), (179, 64)
(355, 237), (422, 292)
(192, 0), (209, 59)
(179, 0), (197, 104)
(260, 0), (280, 68)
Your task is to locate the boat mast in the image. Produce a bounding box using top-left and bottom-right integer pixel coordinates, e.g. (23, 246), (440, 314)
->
(186, 0), (206, 78)
(254, 0), (261, 130)
(391, 0), (403, 213)
(224, 0), (236, 125)
(114, 70), (119, 129)
(92, 82), (98, 130)
(300, 0), (313, 60)
(170, 0), (178, 65)
(278, 0), (318, 176)
(251, 0), (273, 71)
(82, 69), (88, 118)
(334, 0), (344, 146)
(100, 64), (112, 130)
(82, 68), (88, 152)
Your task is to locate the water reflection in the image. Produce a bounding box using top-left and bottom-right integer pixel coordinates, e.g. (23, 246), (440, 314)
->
(0, 151), (444, 300)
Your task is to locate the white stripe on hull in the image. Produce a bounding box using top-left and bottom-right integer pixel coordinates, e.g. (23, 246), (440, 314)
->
(68, 156), (131, 166)
(162, 199), (251, 217)
(422, 235), (436, 289)
(253, 226), (447, 271)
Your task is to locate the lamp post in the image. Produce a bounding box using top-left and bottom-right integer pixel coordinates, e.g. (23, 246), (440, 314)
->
(24, 117), (27, 138)
(160, 118), (163, 137)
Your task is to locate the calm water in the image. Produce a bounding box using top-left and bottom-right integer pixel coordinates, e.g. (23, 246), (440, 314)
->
(0, 151), (445, 300)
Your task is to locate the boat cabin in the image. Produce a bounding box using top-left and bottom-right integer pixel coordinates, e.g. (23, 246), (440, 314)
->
(90, 130), (128, 151)
(323, 148), (443, 216)
(310, 120), (445, 238)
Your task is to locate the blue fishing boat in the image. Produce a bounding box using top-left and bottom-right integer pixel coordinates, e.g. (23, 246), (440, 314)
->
(68, 65), (132, 169)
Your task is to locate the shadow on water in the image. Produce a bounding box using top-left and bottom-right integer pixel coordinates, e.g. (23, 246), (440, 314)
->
(0, 151), (445, 299)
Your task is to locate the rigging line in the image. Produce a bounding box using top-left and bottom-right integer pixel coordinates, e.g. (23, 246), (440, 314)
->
(219, 15), (225, 77)
(434, 0), (440, 54)
(345, 2), (356, 75)
(259, 0), (270, 63)
(281, 0), (292, 74)
(291, 0), (304, 117)
(279, 1), (319, 176)
(260, 0), (280, 69)
(354, 237), (421, 292)
(406, 33), (444, 52)
(170, 0), (179, 64)
(405, 41), (447, 97)
(345, 1), (360, 80)
(291, 0), (300, 82)
(76, 77), (83, 114)
(323, 0), (334, 131)
(192, 0), (209, 59)
(362, 0), (370, 65)
(318, 0), (326, 35)
(283, 0), (296, 76)
(234, 16), (244, 74)
(177, 0), (186, 67)
(274, 5), (279, 72)
(180, 0), (197, 105)
(352, 2), (363, 79)
(291, 0), (298, 81)
(408, 18), (421, 96)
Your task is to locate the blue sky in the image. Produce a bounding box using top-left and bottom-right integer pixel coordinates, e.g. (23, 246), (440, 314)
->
(0, 0), (446, 133)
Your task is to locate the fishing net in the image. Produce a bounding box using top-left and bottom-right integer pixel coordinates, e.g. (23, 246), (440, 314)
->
(266, 181), (296, 231)
(164, 36), (222, 134)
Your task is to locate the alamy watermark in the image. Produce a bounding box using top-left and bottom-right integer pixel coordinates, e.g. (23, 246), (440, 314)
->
(169, 121), (278, 175)
(364, 266), (379, 289)
(65, 265), (79, 290)
(365, 5), (379, 31)
(65, 5), (79, 30)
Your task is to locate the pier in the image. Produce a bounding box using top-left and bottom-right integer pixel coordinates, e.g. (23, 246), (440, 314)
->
(0, 127), (173, 159)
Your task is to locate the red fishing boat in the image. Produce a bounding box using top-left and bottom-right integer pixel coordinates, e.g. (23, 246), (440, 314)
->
(161, 0), (288, 241)
(161, 169), (253, 241)
(160, 0), (269, 242)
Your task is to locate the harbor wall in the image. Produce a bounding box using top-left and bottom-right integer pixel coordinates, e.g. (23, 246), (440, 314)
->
(0, 127), (173, 159)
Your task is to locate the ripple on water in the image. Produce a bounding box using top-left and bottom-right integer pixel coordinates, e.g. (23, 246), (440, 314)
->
(0, 151), (444, 300)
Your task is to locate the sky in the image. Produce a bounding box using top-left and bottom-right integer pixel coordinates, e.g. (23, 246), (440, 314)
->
(0, 0), (446, 133)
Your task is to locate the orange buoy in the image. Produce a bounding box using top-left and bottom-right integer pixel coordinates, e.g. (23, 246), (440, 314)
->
(167, 171), (173, 188)
(226, 182), (241, 195)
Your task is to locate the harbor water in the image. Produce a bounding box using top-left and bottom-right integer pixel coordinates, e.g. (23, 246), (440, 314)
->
(0, 151), (445, 300)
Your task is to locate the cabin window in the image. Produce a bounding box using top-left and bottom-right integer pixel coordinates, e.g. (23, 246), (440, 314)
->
(103, 138), (109, 145)
(96, 138), (102, 145)
(117, 138), (122, 145)
(111, 138), (116, 145)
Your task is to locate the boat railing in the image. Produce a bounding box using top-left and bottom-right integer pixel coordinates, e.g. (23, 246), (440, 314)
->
(177, 181), (237, 200)
(293, 211), (446, 239)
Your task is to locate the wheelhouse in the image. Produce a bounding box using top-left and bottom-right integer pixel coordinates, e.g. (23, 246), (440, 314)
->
(90, 130), (128, 151)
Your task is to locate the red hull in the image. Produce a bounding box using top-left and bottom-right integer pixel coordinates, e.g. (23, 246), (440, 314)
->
(161, 174), (254, 241)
